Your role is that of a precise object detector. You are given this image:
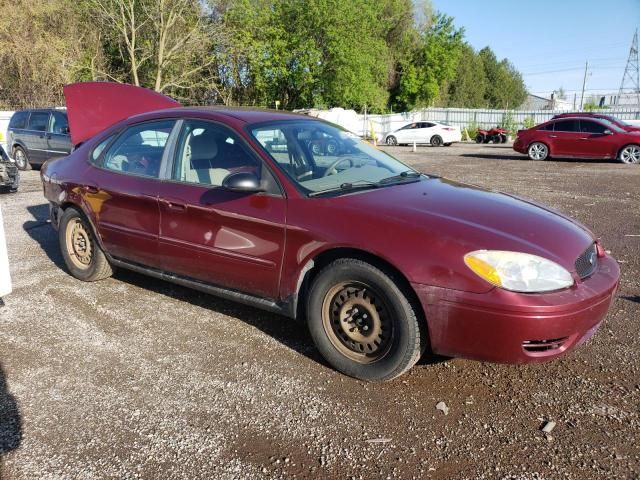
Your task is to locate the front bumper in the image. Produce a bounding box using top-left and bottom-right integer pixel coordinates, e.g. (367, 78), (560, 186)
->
(0, 162), (19, 191)
(412, 255), (620, 363)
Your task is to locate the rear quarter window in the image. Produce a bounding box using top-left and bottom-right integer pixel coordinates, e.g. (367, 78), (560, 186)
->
(9, 111), (28, 129)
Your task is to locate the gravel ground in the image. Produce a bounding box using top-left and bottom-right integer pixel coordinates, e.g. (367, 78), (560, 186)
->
(0, 142), (638, 479)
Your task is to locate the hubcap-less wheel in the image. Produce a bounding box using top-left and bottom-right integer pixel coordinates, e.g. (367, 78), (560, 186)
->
(528, 142), (548, 160)
(65, 218), (93, 270)
(431, 136), (443, 147)
(321, 282), (393, 364)
(14, 149), (27, 170)
(386, 136), (397, 146)
(619, 145), (640, 164)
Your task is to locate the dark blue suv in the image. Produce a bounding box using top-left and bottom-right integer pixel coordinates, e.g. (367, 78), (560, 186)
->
(7, 109), (72, 170)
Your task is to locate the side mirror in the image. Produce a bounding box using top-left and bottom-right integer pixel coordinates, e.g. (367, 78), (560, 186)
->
(604, 129), (613, 135)
(222, 172), (264, 193)
(61, 126), (70, 135)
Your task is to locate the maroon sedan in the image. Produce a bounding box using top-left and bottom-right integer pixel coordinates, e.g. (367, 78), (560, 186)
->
(41, 83), (620, 381)
(514, 116), (640, 164)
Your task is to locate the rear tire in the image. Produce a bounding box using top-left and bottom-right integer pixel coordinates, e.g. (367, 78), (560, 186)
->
(618, 144), (640, 164)
(13, 147), (31, 171)
(475, 134), (485, 144)
(430, 135), (443, 147)
(307, 258), (426, 381)
(500, 134), (508, 143)
(528, 142), (549, 161)
(59, 207), (113, 282)
(492, 135), (502, 144)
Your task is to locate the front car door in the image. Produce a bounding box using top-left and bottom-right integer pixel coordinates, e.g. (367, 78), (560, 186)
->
(156, 119), (286, 299)
(395, 123), (418, 144)
(85, 119), (177, 268)
(575, 120), (619, 159)
(25, 111), (51, 165)
(47, 110), (73, 160)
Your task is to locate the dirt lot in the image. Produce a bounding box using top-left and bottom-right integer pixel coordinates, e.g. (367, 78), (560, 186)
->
(0, 142), (638, 479)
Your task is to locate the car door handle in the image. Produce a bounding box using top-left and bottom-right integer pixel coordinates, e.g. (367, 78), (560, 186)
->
(549, 135), (558, 138)
(83, 185), (99, 194)
(162, 200), (187, 212)
(579, 137), (589, 140)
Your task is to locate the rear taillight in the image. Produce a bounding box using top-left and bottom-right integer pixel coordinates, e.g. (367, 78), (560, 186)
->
(443, 127), (455, 131)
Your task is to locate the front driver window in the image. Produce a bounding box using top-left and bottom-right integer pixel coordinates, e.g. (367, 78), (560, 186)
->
(102, 120), (175, 178)
(172, 120), (267, 188)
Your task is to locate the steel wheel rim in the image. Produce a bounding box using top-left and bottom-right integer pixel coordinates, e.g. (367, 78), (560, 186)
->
(14, 150), (26, 169)
(529, 143), (547, 160)
(321, 281), (394, 364)
(621, 146), (640, 164)
(65, 218), (93, 270)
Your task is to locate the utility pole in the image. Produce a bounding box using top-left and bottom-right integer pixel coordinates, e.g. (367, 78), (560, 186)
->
(616, 29), (639, 108)
(579, 61), (588, 111)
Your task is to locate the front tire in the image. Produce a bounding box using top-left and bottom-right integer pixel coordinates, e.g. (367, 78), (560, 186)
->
(430, 135), (443, 147)
(618, 144), (640, 164)
(528, 142), (549, 161)
(13, 147), (31, 171)
(307, 258), (426, 381)
(475, 134), (485, 144)
(386, 135), (397, 146)
(59, 207), (113, 282)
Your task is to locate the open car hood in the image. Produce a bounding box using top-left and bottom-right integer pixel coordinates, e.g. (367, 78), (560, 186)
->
(63, 82), (181, 146)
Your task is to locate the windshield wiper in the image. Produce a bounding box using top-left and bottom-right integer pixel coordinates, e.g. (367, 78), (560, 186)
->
(308, 181), (381, 197)
(378, 170), (422, 185)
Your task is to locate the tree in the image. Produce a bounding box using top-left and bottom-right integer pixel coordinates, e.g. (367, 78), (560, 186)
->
(479, 47), (527, 109)
(446, 44), (487, 108)
(392, 13), (464, 111)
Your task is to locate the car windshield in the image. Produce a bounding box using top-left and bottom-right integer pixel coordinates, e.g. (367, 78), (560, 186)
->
(250, 120), (421, 196)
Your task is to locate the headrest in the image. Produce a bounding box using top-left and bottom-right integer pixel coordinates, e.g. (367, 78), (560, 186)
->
(190, 130), (218, 163)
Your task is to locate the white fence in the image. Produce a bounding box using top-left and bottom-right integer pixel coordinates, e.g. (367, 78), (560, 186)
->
(314, 107), (640, 139)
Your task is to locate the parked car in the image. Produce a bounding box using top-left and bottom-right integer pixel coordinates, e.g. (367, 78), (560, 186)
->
(41, 82), (620, 381)
(513, 116), (640, 164)
(552, 112), (640, 133)
(0, 145), (19, 193)
(7, 108), (73, 170)
(384, 121), (461, 147)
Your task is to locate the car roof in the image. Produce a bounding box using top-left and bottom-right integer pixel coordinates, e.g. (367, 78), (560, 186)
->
(149, 106), (309, 124)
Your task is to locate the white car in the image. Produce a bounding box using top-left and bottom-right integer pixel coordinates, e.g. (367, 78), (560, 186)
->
(384, 121), (461, 147)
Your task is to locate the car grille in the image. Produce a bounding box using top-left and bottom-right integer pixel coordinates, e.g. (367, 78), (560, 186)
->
(575, 243), (598, 280)
(522, 337), (569, 353)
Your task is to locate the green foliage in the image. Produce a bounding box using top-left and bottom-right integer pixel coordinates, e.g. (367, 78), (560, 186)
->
(500, 111), (518, 137)
(478, 47), (527, 109)
(392, 13), (464, 111)
(522, 116), (536, 129)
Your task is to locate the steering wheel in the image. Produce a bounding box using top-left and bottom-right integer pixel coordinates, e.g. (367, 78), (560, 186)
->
(322, 157), (355, 177)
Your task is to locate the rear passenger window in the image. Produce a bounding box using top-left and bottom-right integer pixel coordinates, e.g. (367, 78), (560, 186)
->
(49, 111), (69, 134)
(27, 112), (49, 131)
(9, 111), (28, 129)
(553, 120), (578, 132)
(102, 120), (175, 178)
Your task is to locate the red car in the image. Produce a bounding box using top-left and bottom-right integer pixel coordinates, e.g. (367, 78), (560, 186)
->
(41, 83), (620, 381)
(552, 112), (640, 133)
(514, 116), (640, 164)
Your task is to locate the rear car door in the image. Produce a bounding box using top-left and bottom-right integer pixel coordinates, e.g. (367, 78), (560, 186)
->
(24, 111), (51, 165)
(549, 119), (580, 156)
(576, 120), (619, 158)
(156, 119), (286, 299)
(85, 119), (176, 268)
(46, 111), (72, 160)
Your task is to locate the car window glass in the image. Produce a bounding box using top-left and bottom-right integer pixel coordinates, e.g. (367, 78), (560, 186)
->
(102, 120), (175, 178)
(91, 135), (114, 164)
(172, 120), (263, 188)
(27, 112), (49, 132)
(423, 122), (435, 128)
(49, 111), (69, 134)
(252, 121), (416, 194)
(539, 123), (554, 131)
(9, 112), (28, 129)
(580, 120), (607, 134)
(553, 120), (578, 132)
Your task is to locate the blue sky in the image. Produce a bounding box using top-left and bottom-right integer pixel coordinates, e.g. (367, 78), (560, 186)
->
(430, 0), (639, 98)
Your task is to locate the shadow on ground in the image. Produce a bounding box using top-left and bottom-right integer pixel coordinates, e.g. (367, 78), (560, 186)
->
(22, 203), (441, 373)
(460, 152), (617, 163)
(621, 295), (640, 304)
(0, 362), (22, 480)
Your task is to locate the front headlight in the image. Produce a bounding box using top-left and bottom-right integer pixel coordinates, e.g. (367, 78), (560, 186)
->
(464, 250), (574, 293)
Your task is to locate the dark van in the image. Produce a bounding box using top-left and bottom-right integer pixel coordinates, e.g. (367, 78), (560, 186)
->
(7, 109), (72, 170)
